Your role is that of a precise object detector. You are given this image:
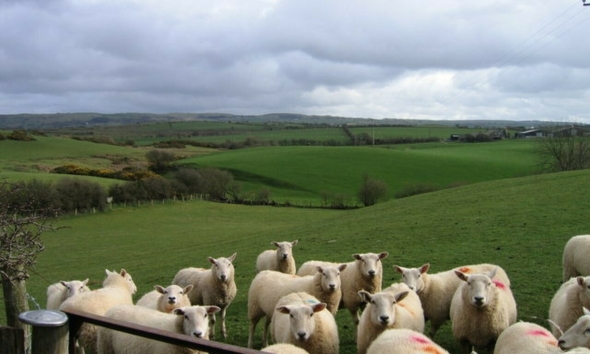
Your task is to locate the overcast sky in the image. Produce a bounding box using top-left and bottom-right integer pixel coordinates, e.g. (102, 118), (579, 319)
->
(1, 0), (589, 123)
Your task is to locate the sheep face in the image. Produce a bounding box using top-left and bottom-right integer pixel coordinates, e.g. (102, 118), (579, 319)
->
(60, 279), (90, 298)
(455, 269), (497, 308)
(558, 309), (590, 350)
(359, 290), (409, 326)
(318, 264), (346, 292)
(273, 240), (298, 261)
(353, 252), (388, 279)
(394, 264), (429, 292)
(105, 269), (137, 294)
(277, 302), (327, 342)
(174, 305), (221, 339)
(155, 284), (193, 306)
(208, 253), (237, 283)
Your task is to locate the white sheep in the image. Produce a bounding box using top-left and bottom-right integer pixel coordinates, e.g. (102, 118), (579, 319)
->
(493, 321), (561, 354)
(357, 282), (425, 354)
(97, 304), (220, 354)
(563, 235), (590, 282)
(256, 240), (298, 274)
(172, 252), (237, 340)
(549, 276), (590, 338)
(136, 284), (193, 313)
(366, 328), (450, 354)
(60, 269), (137, 353)
(449, 269), (517, 354)
(558, 307), (590, 350)
(46, 279), (90, 310)
(271, 292), (339, 354)
(247, 265), (346, 348)
(261, 343), (310, 354)
(393, 263), (511, 337)
(297, 251), (389, 326)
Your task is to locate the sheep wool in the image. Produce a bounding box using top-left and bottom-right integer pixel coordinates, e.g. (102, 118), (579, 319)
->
(172, 253), (237, 340)
(493, 321), (560, 354)
(256, 240), (298, 275)
(366, 329), (450, 354)
(549, 276), (590, 338)
(562, 235), (590, 282)
(46, 279), (90, 310)
(136, 284), (193, 313)
(261, 343), (310, 354)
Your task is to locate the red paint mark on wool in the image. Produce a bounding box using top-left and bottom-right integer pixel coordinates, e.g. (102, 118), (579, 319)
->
(423, 347), (445, 354)
(527, 329), (551, 338)
(493, 280), (506, 290)
(411, 334), (431, 345)
(458, 267), (471, 273)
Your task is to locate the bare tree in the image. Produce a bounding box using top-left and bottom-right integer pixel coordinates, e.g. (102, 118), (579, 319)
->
(1, 181), (61, 350)
(537, 128), (590, 172)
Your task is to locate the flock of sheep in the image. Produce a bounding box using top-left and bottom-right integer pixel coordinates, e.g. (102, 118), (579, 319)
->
(45, 235), (590, 354)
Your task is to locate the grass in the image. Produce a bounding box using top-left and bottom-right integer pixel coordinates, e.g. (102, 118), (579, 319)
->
(5, 168), (590, 353)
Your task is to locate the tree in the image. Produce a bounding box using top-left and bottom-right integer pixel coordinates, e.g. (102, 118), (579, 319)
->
(146, 149), (176, 173)
(1, 182), (62, 351)
(537, 130), (590, 172)
(357, 174), (389, 206)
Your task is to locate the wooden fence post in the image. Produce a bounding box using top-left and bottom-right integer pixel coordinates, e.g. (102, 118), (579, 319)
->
(19, 310), (68, 354)
(0, 326), (24, 354)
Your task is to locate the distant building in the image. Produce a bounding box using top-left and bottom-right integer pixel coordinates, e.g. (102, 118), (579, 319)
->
(516, 129), (545, 138)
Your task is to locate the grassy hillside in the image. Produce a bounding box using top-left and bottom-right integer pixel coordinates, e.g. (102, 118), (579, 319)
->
(178, 140), (539, 202)
(8, 169), (589, 353)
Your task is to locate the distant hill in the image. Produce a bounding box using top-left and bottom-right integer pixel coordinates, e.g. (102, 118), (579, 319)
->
(0, 112), (574, 130)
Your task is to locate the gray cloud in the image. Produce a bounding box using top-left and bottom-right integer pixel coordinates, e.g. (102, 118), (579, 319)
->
(0, 0), (589, 122)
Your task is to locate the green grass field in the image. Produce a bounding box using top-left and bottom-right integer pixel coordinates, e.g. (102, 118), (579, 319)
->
(3, 168), (588, 353)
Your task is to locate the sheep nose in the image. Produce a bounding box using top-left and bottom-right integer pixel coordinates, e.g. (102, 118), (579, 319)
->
(168, 296), (176, 303)
(379, 315), (390, 323)
(297, 331), (306, 340)
(281, 254), (288, 259)
(220, 274), (227, 281)
(368, 270), (376, 277)
(194, 331), (203, 338)
(329, 284), (336, 290)
(474, 296), (484, 305)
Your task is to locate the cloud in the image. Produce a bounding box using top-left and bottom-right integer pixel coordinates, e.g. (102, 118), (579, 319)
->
(0, 0), (589, 122)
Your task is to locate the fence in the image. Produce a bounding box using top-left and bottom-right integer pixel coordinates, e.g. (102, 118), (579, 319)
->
(15, 308), (265, 354)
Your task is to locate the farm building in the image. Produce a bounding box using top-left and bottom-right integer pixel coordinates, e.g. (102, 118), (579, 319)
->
(516, 129), (546, 138)
(548, 125), (588, 137)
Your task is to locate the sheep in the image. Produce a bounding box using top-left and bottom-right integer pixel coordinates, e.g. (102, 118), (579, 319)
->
(357, 282), (425, 354)
(493, 321), (561, 354)
(563, 235), (590, 282)
(46, 278), (90, 310)
(449, 268), (517, 354)
(271, 292), (339, 354)
(172, 252), (237, 340)
(366, 328), (450, 354)
(558, 307), (590, 350)
(60, 269), (137, 354)
(97, 304), (220, 354)
(297, 251), (389, 326)
(261, 343), (310, 354)
(256, 240), (299, 274)
(136, 284), (193, 313)
(393, 263), (511, 338)
(247, 265), (346, 348)
(549, 276), (590, 338)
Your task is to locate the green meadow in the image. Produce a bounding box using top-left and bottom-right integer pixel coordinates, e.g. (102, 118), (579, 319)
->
(7, 168), (589, 353)
(1, 127), (586, 353)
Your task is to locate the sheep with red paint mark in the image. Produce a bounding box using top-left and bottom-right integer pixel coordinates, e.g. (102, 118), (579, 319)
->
(549, 276), (590, 338)
(393, 263), (510, 338)
(449, 268), (517, 354)
(493, 321), (561, 354)
(366, 328), (450, 354)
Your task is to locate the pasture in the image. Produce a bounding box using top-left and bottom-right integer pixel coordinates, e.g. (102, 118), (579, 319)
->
(7, 168), (589, 353)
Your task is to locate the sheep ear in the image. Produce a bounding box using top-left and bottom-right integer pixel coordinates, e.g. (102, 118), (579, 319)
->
(291, 240), (298, 246)
(312, 303), (327, 313)
(358, 290), (372, 303)
(120, 269), (128, 277)
(393, 266), (404, 274)
(394, 291), (409, 303)
(316, 266), (324, 273)
(207, 306), (221, 314)
(420, 264), (430, 274)
(82, 279), (89, 286)
(584, 307), (590, 316)
(379, 252), (389, 260)
(455, 270), (468, 282)
(352, 254), (361, 260)
(338, 264), (347, 272)
(154, 285), (166, 294)
(577, 277), (585, 287)
(277, 306), (291, 314)
(228, 253), (237, 262)
(60, 281), (68, 287)
(184, 285), (194, 294)
(272, 241), (279, 247)
(105, 269), (112, 276)
(173, 308), (186, 316)
(487, 268), (498, 279)
(208, 257), (217, 265)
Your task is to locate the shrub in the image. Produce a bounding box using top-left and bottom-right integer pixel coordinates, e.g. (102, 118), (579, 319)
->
(394, 182), (440, 199)
(8, 130), (35, 141)
(357, 174), (389, 206)
(55, 178), (107, 212)
(146, 149), (176, 173)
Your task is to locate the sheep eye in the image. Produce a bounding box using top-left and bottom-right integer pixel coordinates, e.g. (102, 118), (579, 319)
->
(290, 314), (294, 318)
(204, 314), (208, 318)
(184, 315), (189, 319)
(309, 313), (313, 317)
(179, 291), (184, 295)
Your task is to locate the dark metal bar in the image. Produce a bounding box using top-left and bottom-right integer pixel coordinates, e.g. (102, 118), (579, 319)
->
(62, 309), (265, 354)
